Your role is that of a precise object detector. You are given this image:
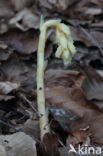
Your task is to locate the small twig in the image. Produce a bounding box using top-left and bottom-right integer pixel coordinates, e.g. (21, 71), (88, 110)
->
(18, 93), (37, 113)
(0, 120), (19, 132)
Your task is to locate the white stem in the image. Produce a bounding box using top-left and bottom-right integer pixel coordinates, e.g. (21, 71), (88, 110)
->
(37, 20), (60, 140)
(37, 26), (50, 140)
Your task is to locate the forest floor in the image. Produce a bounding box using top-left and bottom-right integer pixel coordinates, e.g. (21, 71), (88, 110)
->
(0, 0), (103, 155)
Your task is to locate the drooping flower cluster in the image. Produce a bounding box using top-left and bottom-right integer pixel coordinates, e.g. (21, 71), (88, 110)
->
(40, 20), (76, 65)
(55, 23), (76, 65)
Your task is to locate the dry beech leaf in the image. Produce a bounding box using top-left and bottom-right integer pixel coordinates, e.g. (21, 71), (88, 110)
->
(71, 26), (103, 48)
(0, 5), (14, 18)
(1, 29), (39, 55)
(69, 113), (103, 144)
(45, 86), (101, 118)
(0, 81), (20, 94)
(45, 85), (103, 144)
(66, 128), (91, 147)
(38, 0), (79, 11)
(39, 133), (60, 156)
(45, 69), (85, 88)
(82, 65), (103, 101)
(0, 55), (28, 82)
(49, 107), (78, 131)
(0, 41), (12, 61)
(0, 95), (14, 101)
(48, 0), (68, 10)
(84, 8), (102, 16)
(0, 132), (37, 156)
(45, 69), (103, 144)
(0, 145), (6, 156)
(21, 119), (40, 140)
(9, 9), (40, 30)
(10, 0), (30, 11)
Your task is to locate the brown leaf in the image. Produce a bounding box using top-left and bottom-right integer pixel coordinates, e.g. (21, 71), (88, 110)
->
(0, 54), (28, 82)
(45, 69), (85, 88)
(0, 49), (12, 61)
(45, 69), (101, 116)
(21, 119), (40, 140)
(68, 113), (103, 144)
(45, 86), (101, 118)
(72, 114), (103, 144)
(45, 69), (103, 144)
(66, 128), (91, 147)
(1, 29), (38, 55)
(0, 41), (13, 61)
(84, 8), (102, 16)
(91, 21), (103, 28)
(48, 0), (68, 10)
(49, 107), (78, 131)
(10, 0), (31, 11)
(0, 81), (20, 94)
(38, 0), (52, 9)
(0, 132), (37, 156)
(9, 9), (40, 30)
(39, 133), (60, 156)
(90, 114), (103, 144)
(0, 2), (14, 18)
(45, 42), (53, 59)
(71, 26), (103, 50)
(38, 0), (69, 11)
(0, 95), (14, 101)
(82, 65), (103, 101)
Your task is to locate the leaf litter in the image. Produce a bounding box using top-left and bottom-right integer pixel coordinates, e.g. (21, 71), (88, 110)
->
(0, 0), (103, 156)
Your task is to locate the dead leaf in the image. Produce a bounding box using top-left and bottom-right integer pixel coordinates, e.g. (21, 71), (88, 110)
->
(0, 41), (12, 61)
(45, 69), (85, 88)
(66, 128), (91, 147)
(0, 132), (37, 156)
(45, 42), (53, 59)
(49, 107), (78, 131)
(71, 26), (103, 49)
(38, 0), (79, 11)
(48, 0), (68, 10)
(89, 114), (103, 144)
(45, 68), (103, 144)
(82, 65), (103, 101)
(0, 4), (14, 18)
(0, 95), (14, 101)
(21, 119), (40, 140)
(1, 29), (38, 55)
(0, 54), (28, 82)
(0, 21), (9, 34)
(0, 81), (20, 94)
(39, 133), (60, 156)
(0, 145), (6, 156)
(45, 86), (101, 118)
(9, 9), (40, 30)
(10, 0), (31, 11)
(38, 0), (52, 9)
(0, 49), (12, 61)
(84, 8), (102, 16)
(72, 114), (103, 144)
(91, 21), (103, 28)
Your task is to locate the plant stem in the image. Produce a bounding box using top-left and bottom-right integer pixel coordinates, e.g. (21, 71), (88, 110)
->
(37, 25), (50, 140)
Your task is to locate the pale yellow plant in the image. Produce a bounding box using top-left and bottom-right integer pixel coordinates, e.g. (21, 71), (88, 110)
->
(37, 19), (76, 140)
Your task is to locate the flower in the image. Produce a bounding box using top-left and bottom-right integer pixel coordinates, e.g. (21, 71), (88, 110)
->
(55, 23), (76, 65)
